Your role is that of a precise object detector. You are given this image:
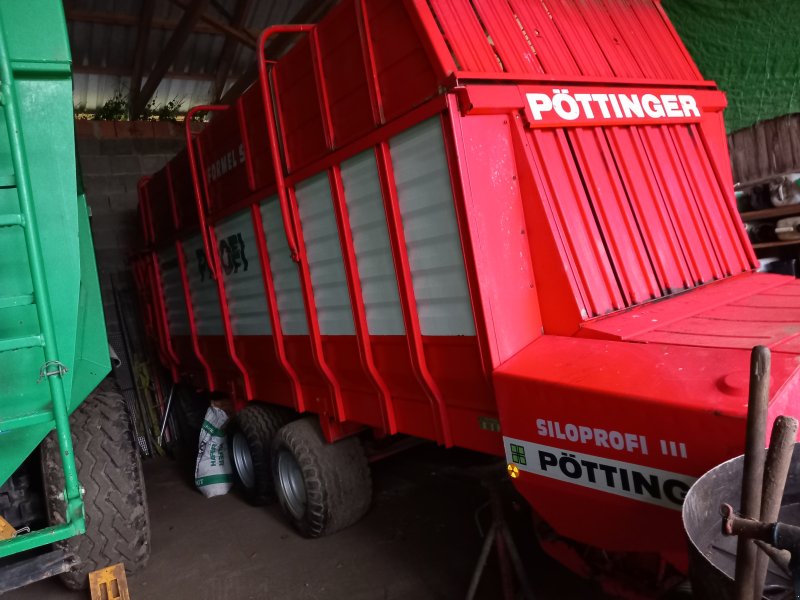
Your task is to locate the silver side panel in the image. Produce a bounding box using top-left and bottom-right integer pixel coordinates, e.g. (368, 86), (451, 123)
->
(260, 196), (309, 335)
(157, 246), (191, 336)
(182, 234), (225, 336)
(214, 209), (271, 336)
(389, 117), (476, 336)
(340, 150), (405, 336)
(295, 173), (355, 336)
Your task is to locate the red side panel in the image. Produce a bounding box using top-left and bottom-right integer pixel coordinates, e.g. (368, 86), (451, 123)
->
(316, 0), (376, 148)
(367, 0), (439, 122)
(198, 101), (249, 215)
(169, 150), (199, 231)
(274, 36), (328, 172)
(147, 168), (175, 243)
(322, 337), (383, 428)
(449, 112), (543, 366)
(240, 84), (276, 193)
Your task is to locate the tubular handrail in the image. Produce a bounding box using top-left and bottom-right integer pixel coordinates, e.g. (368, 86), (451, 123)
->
(184, 104), (230, 280)
(257, 24), (315, 263)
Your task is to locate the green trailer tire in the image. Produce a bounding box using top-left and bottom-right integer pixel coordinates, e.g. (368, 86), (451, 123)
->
(40, 383), (150, 590)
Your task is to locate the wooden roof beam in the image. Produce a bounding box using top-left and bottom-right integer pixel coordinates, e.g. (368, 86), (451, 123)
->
(131, 0), (211, 119)
(129, 0), (155, 113)
(212, 0), (253, 102)
(65, 9), (255, 37)
(168, 0), (256, 48)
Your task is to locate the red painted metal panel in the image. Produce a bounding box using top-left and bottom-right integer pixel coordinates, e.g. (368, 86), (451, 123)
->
(671, 124), (750, 276)
(367, 0), (439, 122)
(169, 150), (199, 232)
(375, 142), (451, 445)
(274, 36), (328, 172)
(495, 335), (800, 556)
(149, 252), (181, 373)
(506, 0), (580, 76)
(604, 126), (692, 293)
(316, 0), (376, 149)
(697, 112), (758, 268)
(229, 336), (295, 409)
(527, 128), (624, 316)
(579, 273), (788, 341)
(197, 99), (250, 216)
(146, 168), (175, 244)
(540, 0), (614, 77)
(175, 241), (215, 390)
(207, 227), (253, 400)
(329, 166), (396, 433)
(648, 0), (703, 81)
(320, 337), (383, 429)
(250, 203), (306, 412)
(400, 0), (457, 82)
(426, 0), (501, 73)
(453, 115), (545, 358)
(580, 274), (800, 355)
(284, 184), (346, 422)
(282, 337), (334, 415)
(575, 0), (644, 79)
(638, 125), (722, 285)
(599, 0), (669, 80)
(137, 177), (155, 246)
(240, 84), (276, 193)
(470, 0), (542, 74)
(568, 127), (661, 304)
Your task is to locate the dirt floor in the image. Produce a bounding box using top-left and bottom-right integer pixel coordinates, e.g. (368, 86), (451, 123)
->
(7, 444), (604, 599)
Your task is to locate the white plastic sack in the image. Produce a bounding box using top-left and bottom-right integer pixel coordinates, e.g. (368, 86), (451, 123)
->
(194, 407), (233, 498)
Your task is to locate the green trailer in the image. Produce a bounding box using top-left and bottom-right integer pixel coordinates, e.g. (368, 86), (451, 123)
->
(0, 0), (150, 591)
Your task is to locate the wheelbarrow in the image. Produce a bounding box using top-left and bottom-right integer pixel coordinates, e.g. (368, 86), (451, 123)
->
(683, 442), (800, 600)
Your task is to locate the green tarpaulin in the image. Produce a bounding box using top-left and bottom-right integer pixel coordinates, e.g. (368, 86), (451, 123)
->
(663, 0), (800, 132)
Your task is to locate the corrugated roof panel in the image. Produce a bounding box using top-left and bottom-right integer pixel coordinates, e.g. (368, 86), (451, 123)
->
(66, 0), (310, 112)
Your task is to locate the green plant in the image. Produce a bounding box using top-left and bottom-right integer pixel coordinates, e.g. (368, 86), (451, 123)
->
(141, 95), (184, 122)
(93, 90), (129, 121)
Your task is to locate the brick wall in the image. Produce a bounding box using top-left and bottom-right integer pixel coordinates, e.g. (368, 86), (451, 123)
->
(75, 119), (188, 338)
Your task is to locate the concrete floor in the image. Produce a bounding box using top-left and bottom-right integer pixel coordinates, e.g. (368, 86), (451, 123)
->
(7, 445), (603, 599)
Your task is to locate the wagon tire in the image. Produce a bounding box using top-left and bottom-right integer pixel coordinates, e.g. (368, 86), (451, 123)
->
(40, 383), (150, 590)
(229, 403), (294, 506)
(272, 417), (371, 538)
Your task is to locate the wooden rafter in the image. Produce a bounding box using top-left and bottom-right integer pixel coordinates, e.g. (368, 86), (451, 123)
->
(168, 0), (256, 48)
(130, 0), (211, 119)
(74, 65), (216, 82)
(129, 0), (155, 113)
(65, 9), (253, 37)
(212, 0), (253, 102)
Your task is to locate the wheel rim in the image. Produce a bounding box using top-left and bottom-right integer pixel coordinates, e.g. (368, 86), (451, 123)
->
(276, 449), (306, 520)
(231, 431), (255, 490)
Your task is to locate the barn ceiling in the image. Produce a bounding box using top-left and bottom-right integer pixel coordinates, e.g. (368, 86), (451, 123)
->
(65, 0), (334, 116)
